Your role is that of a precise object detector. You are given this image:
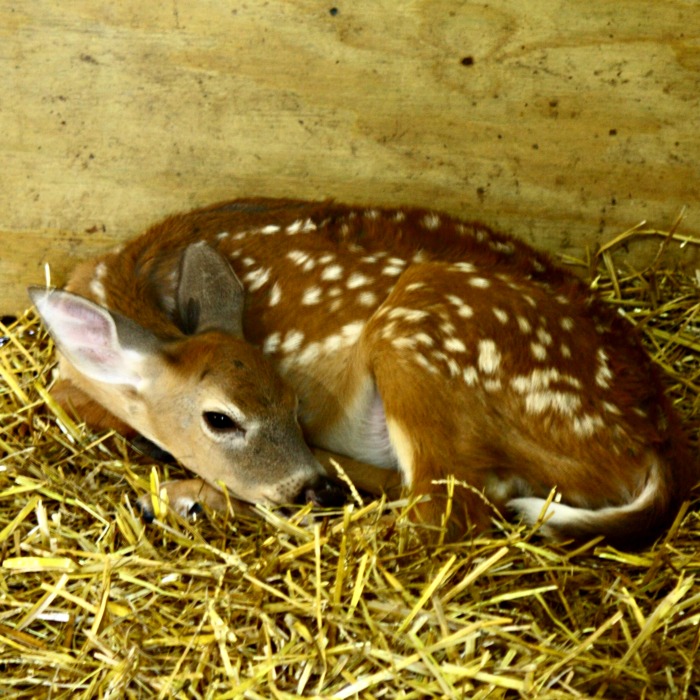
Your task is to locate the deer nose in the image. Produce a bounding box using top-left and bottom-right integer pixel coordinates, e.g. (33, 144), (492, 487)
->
(299, 476), (347, 508)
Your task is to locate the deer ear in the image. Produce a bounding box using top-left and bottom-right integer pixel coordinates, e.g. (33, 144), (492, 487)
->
(28, 287), (158, 389)
(176, 242), (245, 338)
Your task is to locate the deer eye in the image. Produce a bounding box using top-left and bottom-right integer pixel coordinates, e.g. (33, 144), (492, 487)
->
(203, 411), (246, 436)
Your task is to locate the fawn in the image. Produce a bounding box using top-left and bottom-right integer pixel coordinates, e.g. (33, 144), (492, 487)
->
(30, 198), (697, 547)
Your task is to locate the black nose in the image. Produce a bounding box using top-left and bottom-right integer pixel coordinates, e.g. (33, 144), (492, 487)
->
(299, 476), (347, 508)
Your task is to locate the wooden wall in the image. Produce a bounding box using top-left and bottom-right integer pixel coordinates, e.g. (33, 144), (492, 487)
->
(2, 1), (699, 314)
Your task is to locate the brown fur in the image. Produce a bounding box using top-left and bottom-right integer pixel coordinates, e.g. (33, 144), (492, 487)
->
(39, 198), (698, 547)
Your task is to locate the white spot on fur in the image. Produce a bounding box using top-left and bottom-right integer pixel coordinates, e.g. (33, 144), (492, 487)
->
(469, 277), (491, 289)
(244, 267), (271, 291)
(450, 262), (476, 274)
(525, 391), (582, 416)
(512, 368), (557, 393)
(89, 279), (107, 304)
(512, 368), (583, 393)
(560, 343), (572, 358)
(269, 282), (282, 306)
(440, 320), (456, 336)
(406, 282), (426, 293)
(301, 286), (323, 305)
(321, 264), (344, 281)
(463, 366), (478, 386)
(347, 272), (372, 289)
(388, 308), (430, 323)
(261, 224), (280, 234)
(457, 305), (474, 318)
(301, 257), (317, 273)
(531, 343), (547, 361)
(297, 342), (321, 365)
(216, 231), (230, 240)
(286, 250), (309, 266)
(322, 335), (344, 353)
(477, 339), (501, 374)
(442, 356), (459, 377)
(263, 332), (281, 354)
(572, 414), (605, 437)
(286, 220), (303, 234)
(493, 308), (509, 324)
(392, 337), (417, 350)
(516, 316), (532, 334)
(446, 294), (474, 318)
(595, 348), (613, 388)
(415, 353), (439, 374)
(422, 213), (440, 230)
(341, 321), (365, 344)
(382, 266), (403, 276)
(536, 328), (553, 346)
(358, 291), (378, 306)
(413, 332), (434, 347)
(282, 330), (305, 353)
(489, 240), (515, 255)
(380, 322), (397, 340)
(560, 317), (575, 331)
(444, 337), (466, 353)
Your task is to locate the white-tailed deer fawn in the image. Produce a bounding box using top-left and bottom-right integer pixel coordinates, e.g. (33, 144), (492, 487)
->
(30, 198), (697, 547)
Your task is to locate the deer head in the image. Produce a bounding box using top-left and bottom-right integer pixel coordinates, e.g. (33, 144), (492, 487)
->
(29, 242), (343, 508)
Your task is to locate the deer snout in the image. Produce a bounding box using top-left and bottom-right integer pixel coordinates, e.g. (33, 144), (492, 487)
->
(297, 475), (348, 509)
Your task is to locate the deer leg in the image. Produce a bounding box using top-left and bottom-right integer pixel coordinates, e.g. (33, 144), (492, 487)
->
(136, 478), (247, 522)
(136, 449), (401, 522)
(312, 448), (403, 499)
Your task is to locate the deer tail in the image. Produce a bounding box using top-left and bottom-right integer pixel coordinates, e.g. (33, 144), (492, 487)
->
(508, 452), (686, 549)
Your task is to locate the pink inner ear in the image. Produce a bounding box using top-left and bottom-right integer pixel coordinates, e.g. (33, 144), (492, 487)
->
(49, 298), (116, 351)
(73, 344), (124, 369)
(38, 292), (141, 386)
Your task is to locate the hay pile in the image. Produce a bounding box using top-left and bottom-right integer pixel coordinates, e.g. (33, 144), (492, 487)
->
(1, 224), (699, 699)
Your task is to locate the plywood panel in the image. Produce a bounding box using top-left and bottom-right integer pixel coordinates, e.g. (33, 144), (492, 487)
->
(1, 0), (699, 313)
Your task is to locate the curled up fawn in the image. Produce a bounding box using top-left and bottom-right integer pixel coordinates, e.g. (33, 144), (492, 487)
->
(30, 199), (698, 547)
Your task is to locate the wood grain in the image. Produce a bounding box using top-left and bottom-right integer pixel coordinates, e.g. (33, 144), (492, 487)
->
(2, 0), (699, 313)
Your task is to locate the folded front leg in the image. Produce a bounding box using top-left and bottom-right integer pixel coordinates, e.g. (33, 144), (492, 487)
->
(137, 478), (241, 522)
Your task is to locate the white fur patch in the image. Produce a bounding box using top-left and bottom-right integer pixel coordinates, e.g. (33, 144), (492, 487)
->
(509, 466), (660, 539)
(269, 282), (282, 306)
(477, 339), (501, 374)
(321, 264), (344, 281)
(301, 286), (323, 305)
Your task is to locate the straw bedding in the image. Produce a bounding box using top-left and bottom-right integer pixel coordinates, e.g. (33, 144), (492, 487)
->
(1, 222), (699, 699)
